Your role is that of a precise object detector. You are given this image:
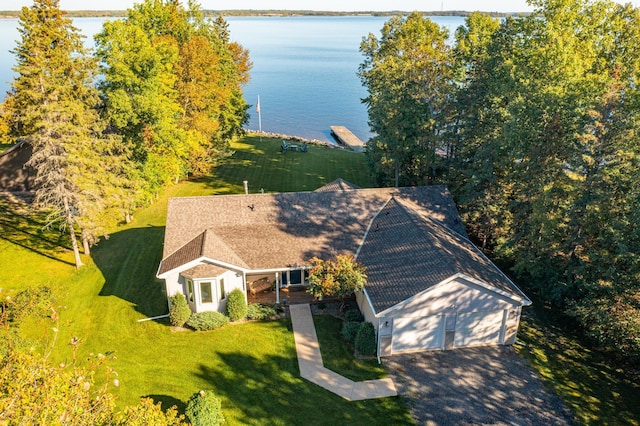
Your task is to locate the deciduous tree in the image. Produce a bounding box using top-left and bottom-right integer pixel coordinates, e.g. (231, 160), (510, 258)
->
(307, 255), (367, 309)
(359, 12), (452, 187)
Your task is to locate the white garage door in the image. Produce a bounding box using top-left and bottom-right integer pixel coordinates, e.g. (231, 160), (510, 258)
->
(392, 315), (443, 353)
(454, 310), (504, 347)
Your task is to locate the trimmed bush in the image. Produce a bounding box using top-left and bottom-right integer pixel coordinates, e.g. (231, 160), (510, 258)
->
(341, 321), (361, 343)
(354, 321), (376, 355)
(185, 389), (225, 426)
(169, 294), (191, 327)
(186, 311), (229, 331)
(247, 303), (277, 320)
(344, 309), (364, 322)
(225, 289), (247, 322)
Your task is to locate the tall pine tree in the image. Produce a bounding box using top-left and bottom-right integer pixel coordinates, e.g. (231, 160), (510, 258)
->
(4, 0), (123, 267)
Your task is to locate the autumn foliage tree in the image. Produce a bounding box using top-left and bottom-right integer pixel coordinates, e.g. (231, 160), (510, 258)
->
(307, 255), (367, 309)
(96, 0), (250, 204)
(0, 293), (185, 425)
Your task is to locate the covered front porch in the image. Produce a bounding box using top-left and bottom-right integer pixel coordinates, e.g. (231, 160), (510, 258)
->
(246, 270), (336, 306)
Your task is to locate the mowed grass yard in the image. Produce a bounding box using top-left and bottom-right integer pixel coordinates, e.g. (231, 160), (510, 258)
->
(1, 136), (415, 425)
(3, 135), (640, 424)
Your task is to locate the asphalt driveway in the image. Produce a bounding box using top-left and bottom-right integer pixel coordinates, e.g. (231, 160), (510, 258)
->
(385, 346), (573, 425)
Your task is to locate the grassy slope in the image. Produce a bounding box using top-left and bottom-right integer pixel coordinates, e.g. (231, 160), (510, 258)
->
(5, 135), (640, 424)
(2, 137), (416, 425)
(515, 301), (640, 425)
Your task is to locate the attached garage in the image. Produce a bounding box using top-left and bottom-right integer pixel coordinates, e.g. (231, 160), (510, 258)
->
(389, 309), (507, 354)
(360, 274), (526, 356)
(359, 275), (528, 356)
(354, 196), (531, 358)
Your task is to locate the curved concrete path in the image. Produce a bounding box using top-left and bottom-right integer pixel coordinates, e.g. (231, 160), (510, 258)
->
(289, 304), (397, 401)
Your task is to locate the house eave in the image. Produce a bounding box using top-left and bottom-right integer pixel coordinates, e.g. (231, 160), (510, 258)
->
(373, 273), (530, 317)
(157, 258), (312, 280)
(157, 257), (247, 279)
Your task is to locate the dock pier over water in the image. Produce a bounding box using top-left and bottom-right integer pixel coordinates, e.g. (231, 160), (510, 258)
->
(330, 126), (366, 152)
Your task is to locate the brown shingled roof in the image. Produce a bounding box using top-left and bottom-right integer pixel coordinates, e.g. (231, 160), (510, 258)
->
(160, 185), (464, 274)
(158, 183), (530, 309)
(314, 178), (361, 192)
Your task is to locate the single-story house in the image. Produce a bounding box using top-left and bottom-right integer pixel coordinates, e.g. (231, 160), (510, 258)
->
(157, 179), (531, 356)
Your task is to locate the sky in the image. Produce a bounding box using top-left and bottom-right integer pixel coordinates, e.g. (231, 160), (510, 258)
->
(0, 1), (537, 13)
(3, 0), (639, 13)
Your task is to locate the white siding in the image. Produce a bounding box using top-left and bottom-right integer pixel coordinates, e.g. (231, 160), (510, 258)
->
(383, 278), (523, 355)
(196, 269), (244, 313)
(356, 289), (379, 328)
(385, 278), (517, 319)
(164, 271), (182, 300)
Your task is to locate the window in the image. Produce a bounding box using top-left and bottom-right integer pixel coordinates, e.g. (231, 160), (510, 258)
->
(200, 282), (213, 304)
(219, 278), (226, 299)
(187, 279), (194, 303)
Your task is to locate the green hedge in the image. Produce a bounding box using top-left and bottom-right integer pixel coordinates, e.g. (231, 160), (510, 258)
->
(185, 390), (225, 426)
(354, 322), (376, 355)
(186, 311), (229, 331)
(247, 303), (277, 320)
(341, 321), (361, 343)
(344, 309), (364, 322)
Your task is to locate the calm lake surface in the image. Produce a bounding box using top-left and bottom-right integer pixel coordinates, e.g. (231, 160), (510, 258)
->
(0, 15), (466, 142)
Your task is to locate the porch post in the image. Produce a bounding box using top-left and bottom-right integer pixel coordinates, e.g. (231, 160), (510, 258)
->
(242, 271), (248, 304)
(275, 272), (280, 304)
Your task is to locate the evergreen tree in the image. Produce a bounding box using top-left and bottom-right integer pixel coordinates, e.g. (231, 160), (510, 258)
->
(4, 0), (124, 267)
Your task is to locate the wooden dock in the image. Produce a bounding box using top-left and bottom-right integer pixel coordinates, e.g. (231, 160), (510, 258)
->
(330, 126), (366, 152)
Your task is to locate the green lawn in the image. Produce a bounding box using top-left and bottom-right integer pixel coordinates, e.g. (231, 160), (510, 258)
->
(8, 134), (640, 424)
(515, 298), (640, 425)
(0, 142), (14, 153)
(2, 136), (416, 424)
(208, 136), (375, 194)
(314, 315), (388, 382)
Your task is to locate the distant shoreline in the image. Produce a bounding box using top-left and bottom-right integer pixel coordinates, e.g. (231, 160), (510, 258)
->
(0, 10), (529, 19)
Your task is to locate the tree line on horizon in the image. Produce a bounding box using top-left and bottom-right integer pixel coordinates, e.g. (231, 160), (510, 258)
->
(0, 9), (526, 18)
(359, 0), (640, 364)
(0, 0), (251, 268)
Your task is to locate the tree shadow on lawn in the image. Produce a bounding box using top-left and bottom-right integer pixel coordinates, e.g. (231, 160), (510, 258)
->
(0, 195), (76, 266)
(517, 304), (640, 424)
(92, 226), (169, 318)
(195, 351), (412, 426)
(144, 394), (186, 415)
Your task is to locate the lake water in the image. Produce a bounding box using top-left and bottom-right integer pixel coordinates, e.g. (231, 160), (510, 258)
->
(0, 15), (466, 143)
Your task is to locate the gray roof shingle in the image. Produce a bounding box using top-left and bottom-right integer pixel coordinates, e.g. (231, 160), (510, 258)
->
(357, 198), (529, 313)
(314, 178), (361, 192)
(158, 182), (529, 310)
(161, 185), (465, 272)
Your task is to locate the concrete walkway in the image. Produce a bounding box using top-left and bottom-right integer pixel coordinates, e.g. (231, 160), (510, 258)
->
(289, 304), (397, 401)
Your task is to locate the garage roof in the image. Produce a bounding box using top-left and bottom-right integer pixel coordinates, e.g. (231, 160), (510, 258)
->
(357, 198), (531, 313)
